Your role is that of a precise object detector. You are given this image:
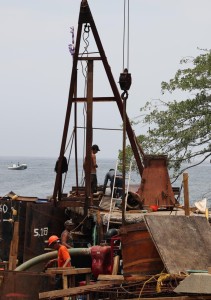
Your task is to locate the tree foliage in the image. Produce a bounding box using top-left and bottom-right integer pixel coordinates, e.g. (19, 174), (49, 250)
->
(120, 49), (211, 180)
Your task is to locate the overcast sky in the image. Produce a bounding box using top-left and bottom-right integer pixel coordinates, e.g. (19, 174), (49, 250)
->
(0, 0), (210, 159)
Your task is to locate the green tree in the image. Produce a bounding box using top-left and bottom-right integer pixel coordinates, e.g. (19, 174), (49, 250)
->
(120, 49), (211, 180)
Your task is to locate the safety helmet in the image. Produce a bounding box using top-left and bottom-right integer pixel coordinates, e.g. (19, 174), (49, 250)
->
(48, 235), (59, 246)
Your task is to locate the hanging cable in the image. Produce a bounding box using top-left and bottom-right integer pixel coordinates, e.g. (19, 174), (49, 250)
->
(119, 0), (131, 97)
(127, 0), (130, 70)
(122, 0), (126, 70)
(122, 0), (130, 71)
(120, 0), (131, 226)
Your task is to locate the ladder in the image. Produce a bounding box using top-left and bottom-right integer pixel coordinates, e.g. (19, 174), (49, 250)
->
(107, 159), (133, 231)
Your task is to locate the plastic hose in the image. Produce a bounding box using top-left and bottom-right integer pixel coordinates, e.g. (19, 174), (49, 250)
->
(15, 248), (91, 271)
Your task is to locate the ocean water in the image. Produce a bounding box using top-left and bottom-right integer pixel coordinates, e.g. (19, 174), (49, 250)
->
(0, 156), (211, 207)
(0, 157), (119, 198)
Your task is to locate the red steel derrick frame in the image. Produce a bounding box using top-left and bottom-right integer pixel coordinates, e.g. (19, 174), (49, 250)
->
(52, 0), (176, 210)
(52, 0), (144, 205)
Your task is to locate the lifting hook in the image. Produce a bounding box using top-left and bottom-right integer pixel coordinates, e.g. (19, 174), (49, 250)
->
(121, 90), (128, 101)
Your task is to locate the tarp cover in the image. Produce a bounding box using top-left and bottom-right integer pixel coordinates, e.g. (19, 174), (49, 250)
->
(144, 215), (211, 274)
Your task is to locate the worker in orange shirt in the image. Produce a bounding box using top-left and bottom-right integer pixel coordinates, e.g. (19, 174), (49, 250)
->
(45, 235), (71, 290)
(48, 235), (71, 268)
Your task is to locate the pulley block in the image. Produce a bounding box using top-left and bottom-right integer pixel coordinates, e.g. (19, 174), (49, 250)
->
(119, 68), (132, 91)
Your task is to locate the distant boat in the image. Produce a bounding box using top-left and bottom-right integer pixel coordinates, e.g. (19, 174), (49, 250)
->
(8, 163), (27, 170)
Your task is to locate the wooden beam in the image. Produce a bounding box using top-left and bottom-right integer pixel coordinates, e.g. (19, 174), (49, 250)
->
(13, 196), (38, 202)
(112, 255), (120, 275)
(78, 57), (102, 60)
(136, 297), (211, 300)
(45, 267), (91, 275)
(183, 173), (190, 216)
(39, 282), (115, 299)
(98, 274), (124, 281)
(8, 221), (19, 270)
(72, 97), (116, 102)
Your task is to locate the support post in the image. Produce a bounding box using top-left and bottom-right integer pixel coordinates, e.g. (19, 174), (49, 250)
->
(85, 60), (94, 213)
(183, 173), (190, 216)
(8, 221), (19, 270)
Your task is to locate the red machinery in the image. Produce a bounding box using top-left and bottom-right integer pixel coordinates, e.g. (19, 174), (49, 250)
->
(90, 245), (112, 279)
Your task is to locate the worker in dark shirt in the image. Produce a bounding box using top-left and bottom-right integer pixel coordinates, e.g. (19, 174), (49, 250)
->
(61, 220), (74, 248)
(103, 169), (123, 198)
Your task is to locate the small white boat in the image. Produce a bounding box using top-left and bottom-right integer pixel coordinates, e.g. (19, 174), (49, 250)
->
(8, 163), (27, 170)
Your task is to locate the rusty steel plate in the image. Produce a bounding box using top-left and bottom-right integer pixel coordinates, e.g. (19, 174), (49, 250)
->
(0, 271), (56, 299)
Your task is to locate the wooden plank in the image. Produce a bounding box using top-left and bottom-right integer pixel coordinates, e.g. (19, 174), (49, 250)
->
(45, 267), (91, 275)
(116, 297), (190, 300)
(11, 196), (38, 202)
(144, 215), (211, 274)
(97, 274), (124, 281)
(45, 268), (91, 300)
(62, 274), (68, 289)
(62, 274), (68, 300)
(123, 275), (152, 281)
(39, 282), (115, 299)
(112, 255), (120, 275)
(46, 267), (75, 271)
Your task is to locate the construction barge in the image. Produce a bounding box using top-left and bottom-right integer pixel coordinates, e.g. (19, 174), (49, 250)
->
(1, 1), (211, 299)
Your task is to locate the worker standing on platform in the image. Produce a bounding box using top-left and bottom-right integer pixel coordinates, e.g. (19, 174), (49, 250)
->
(61, 220), (74, 248)
(84, 144), (100, 193)
(103, 169), (123, 198)
(91, 144), (100, 193)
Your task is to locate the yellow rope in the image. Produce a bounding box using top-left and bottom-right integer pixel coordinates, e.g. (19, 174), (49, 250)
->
(156, 273), (171, 293)
(138, 271), (170, 298)
(138, 274), (158, 298)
